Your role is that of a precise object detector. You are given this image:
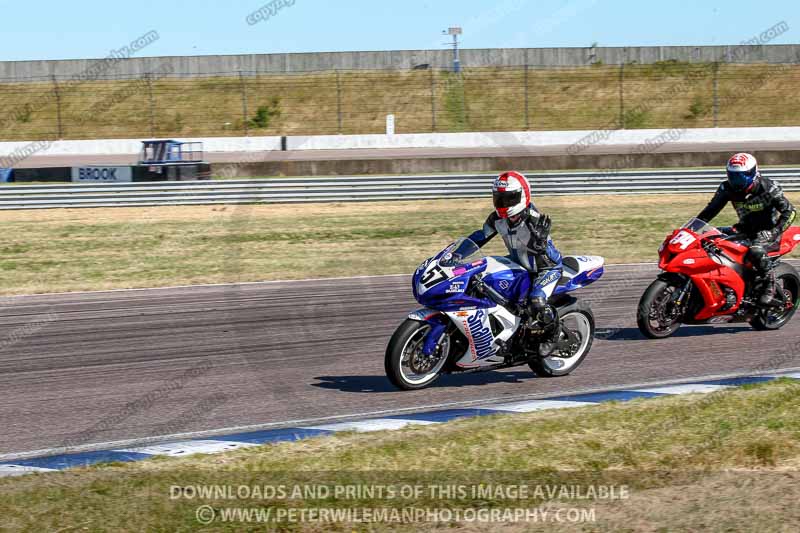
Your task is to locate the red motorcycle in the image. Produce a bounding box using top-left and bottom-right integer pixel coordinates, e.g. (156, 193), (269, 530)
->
(637, 218), (800, 338)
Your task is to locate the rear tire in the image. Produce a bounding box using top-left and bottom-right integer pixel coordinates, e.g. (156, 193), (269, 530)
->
(385, 319), (450, 390)
(529, 308), (594, 377)
(637, 277), (685, 339)
(751, 263), (800, 331)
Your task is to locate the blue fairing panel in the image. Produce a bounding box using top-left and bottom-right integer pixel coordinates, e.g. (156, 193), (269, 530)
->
(414, 264), (496, 311)
(482, 269), (528, 302)
(554, 266), (604, 295)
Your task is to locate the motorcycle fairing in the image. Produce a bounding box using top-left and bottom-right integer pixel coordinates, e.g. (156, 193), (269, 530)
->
(772, 226), (800, 257)
(413, 253), (493, 311)
(657, 224), (800, 321)
(553, 255), (605, 295)
(480, 256), (531, 304)
(446, 306), (521, 368)
(411, 239), (604, 368)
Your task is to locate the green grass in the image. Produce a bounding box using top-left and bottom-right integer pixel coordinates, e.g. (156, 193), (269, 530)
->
(0, 192), (778, 295)
(2, 380), (799, 531)
(1, 63), (798, 140)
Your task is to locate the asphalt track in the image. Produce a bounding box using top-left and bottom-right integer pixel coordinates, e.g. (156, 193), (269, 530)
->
(15, 139), (800, 168)
(2, 263), (799, 458)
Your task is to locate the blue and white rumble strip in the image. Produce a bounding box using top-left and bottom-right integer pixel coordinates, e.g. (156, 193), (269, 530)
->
(2, 371), (798, 477)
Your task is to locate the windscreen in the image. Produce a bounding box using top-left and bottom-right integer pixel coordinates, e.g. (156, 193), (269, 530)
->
(438, 238), (484, 268)
(681, 217), (722, 238)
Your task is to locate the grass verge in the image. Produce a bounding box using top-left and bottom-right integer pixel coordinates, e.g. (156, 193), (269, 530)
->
(0, 192), (789, 295)
(1, 379), (799, 531)
(2, 63), (798, 140)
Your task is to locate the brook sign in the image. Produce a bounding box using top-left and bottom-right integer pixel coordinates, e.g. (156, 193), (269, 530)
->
(71, 166), (133, 183)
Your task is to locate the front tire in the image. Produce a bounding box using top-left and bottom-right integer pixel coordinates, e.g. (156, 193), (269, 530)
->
(751, 263), (800, 331)
(529, 308), (595, 377)
(637, 276), (685, 339)
(385, 319), (450, 390)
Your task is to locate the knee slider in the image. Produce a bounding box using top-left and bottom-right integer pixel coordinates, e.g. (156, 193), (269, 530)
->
(749, 245), (766, 258)
(539, 306), (557, 325)
(528, 296), (547, 312)
(748, 245), (770, 270)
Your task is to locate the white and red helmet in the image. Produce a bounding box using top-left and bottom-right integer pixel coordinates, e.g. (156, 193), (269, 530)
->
(492, 171), (531, 219)
(726, 153), (759, 192)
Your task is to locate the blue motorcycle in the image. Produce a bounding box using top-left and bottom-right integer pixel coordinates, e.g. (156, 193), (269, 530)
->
(385, 238), (605, 390)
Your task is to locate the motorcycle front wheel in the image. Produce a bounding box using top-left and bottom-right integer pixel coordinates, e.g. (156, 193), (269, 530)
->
(637, 277), (685, 339)
(385, 319), (451, 390)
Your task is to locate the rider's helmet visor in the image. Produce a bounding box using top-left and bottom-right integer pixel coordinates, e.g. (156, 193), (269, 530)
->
(493, 190), (522, 209)
(727, 168), (756, 191)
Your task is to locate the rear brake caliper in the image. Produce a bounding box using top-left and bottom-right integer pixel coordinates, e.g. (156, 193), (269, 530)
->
(784, 289), (794, 311)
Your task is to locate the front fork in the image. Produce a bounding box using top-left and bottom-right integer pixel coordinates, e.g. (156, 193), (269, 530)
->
(672, 277), (693, 310)
(407, 309), (449, 356)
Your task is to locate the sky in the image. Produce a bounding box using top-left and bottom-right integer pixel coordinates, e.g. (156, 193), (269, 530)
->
(0, 0), (797, 62)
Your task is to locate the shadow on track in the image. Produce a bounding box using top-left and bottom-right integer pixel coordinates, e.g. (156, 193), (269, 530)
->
(312, 370), (537, 393)
(596, 325), (751, 341)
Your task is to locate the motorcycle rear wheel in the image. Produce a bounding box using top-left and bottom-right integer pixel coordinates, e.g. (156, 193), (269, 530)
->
(529, 308), (594, 377)
(751, 263), (800, 331)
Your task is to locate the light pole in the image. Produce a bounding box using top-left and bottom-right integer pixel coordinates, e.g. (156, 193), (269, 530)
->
(445, 26), (462, 73)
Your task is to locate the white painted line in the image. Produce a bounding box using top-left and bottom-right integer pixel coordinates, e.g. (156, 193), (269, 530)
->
(302, 419), (438, 433)
(2, 262), (660, 299)
(4, 273), (410, 299)
(6, 367), (800, 464)
(631, 384), (733, 395)
(485, 400), (594, 413)
(117, 440), (257, 457)
(0, 465), (57, 477)
(765, 371), (800, 379)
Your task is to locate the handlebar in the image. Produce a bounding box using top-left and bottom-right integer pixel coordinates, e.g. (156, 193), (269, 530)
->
(701, 236), (740, 264)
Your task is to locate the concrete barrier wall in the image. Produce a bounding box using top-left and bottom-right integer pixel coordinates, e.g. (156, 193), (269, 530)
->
(289, 127), (800, 151)
(0, 136), (283, 157)
(3, 127), (798, 158)
(225, 150), (800, 177)
(2, 44), (799, 81)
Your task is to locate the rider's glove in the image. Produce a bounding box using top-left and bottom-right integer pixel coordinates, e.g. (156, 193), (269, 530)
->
(532, 214), (552, 236)
(758, 228), (780, 242)
(526, 214), (552, 254)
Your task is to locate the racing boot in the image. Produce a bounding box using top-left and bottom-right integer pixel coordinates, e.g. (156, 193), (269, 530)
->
(758, 269), (782, 308)
(527, 298), (563, 357)
(538, 320), (564, 357)
(750, 242), (783, 308)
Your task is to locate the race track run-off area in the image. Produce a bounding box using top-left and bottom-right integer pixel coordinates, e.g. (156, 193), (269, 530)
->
(1, 263), (799, 460)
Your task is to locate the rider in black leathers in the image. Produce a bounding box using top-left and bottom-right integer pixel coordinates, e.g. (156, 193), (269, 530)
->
(697, 153), (796, 306)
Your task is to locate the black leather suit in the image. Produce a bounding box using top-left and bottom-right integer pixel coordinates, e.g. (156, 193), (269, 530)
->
(697, 176), (796, 273)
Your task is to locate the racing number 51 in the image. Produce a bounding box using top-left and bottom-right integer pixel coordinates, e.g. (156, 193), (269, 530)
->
(421, 265), (447, 289)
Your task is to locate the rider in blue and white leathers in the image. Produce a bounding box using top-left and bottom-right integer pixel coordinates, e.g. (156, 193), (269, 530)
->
(465, 171), (564, 356)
